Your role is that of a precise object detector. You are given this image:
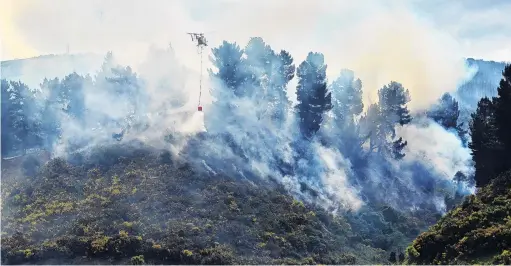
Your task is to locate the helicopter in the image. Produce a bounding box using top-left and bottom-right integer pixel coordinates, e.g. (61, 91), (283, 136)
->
(187, 32), (209, 112)
(187, 32), (208, 48)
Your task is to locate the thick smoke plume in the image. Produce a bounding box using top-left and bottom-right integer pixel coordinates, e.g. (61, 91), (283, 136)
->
(2, 0), (476, 214)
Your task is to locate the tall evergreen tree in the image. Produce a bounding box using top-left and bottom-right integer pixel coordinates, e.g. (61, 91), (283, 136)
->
(209, 41), (246, 98)
(205, 41), (246, 133)
(243, 37), (273, 98)
(244, 38), (294, 126)
(295, 52), (332, 139)
(243, 37), (278, 121)
(59, 73), (92, 123)
(469, 97), (504, 187)
(364, 81), (412, 159)
(331, 69), (364, 124)
(1, 80), (42, 156)
(493, 64), (511, 166)
(96, 51), (116, 82)
(428, 93), (460, 129)
(378, 81), (412, 128)
(270, 50), (295, 126)
(428, 92), (467, 145)
(361, 103), (383, 153)
(40, 77), (63, 150)
(328, 69), (364, 157)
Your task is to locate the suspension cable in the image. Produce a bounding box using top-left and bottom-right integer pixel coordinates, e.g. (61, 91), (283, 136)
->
(198, 46), (203, 107)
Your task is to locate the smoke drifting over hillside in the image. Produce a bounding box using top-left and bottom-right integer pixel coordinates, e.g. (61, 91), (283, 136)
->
(5, 0), (473, 108)
(2, 0), (477, 214)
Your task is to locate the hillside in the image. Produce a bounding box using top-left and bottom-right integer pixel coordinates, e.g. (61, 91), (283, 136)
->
(1, 54), (104, 88)
(0, 142), (438, 265)
(406, 171), (511, 265)
(1, 44), (500, 265)
(454, 58), (507, 125)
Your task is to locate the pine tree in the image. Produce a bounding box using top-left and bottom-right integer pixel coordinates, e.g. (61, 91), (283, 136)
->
(468, 97), (504, 187)
(329, 69), (364, 157)
(493, 64), (511, 167)
(361, 103), (382, 153)
(1, 80), (42, 156)
(364, 81), (412, 159)
(243, 37), (279, 121)
(206, 41), (246, 133)
(295, 52), (332, 139)
(271, 50), (295, 126)
(378, 81), (412, 129)
(468, 64), (511, 187)
(40, 77), (63, 150)
(331, 69), (364, 124)
(59, 73), (92, 123)
(428, 92), (467, 145)
(428, 93), (459, 129)
(209, 41), (246, 98)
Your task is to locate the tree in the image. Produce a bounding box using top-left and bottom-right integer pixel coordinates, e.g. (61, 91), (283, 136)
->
(428, 92), (467, 145)
(389, 251), (397, 264)
(363, 81), (412, 159)
(378, 81), (411, 128)
(243, 37), (273, 99)
(243, 38), (295, 126)
(328, 69), (364, 157)
(468, 64), (511, 187)
(243, 37), (277, 121)
(1, 80), (42, 156)
(330, 69), (364, 124)
(295, 52), (332, 139)
(40, 77), (63, 150)
(209, 41), (246, 98)
(60, 73), (92, 123)
(468, 97), (504, 187)
(379, 81), (411, 159)
(428, 93), (459, 129)
(493, 64), (511, 166)
(1, 79), (19, 155)
(271, 50), (295, 126)
(205, 41), (246, 133)
(96, 51), (116, 81)
(361, 103), (383, 153)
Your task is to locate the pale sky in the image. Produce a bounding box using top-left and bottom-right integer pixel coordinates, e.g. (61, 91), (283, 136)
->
(1, 0), (510, 110)
(1, 0), (510, 62)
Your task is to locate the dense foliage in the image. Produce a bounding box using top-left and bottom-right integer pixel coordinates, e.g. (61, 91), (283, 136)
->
(406, 171), (511, 264)
(407, 63), (511, 264)
(468, 64), (511, 187)
(2, 37), (503, 264)
(1, 142), (436, 264)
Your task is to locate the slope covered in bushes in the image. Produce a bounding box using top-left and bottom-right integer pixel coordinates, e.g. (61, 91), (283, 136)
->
(1, 142), (441, 265)
(406, 171), (511, 265)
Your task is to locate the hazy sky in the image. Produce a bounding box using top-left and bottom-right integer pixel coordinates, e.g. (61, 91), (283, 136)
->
(1, 0), (510, 62)
(1, 0), (509, 110)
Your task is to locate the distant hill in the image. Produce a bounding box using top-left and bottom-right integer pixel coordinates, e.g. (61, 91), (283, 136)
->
(1, 53), (104, 89)
(454, 58), (508, 125)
